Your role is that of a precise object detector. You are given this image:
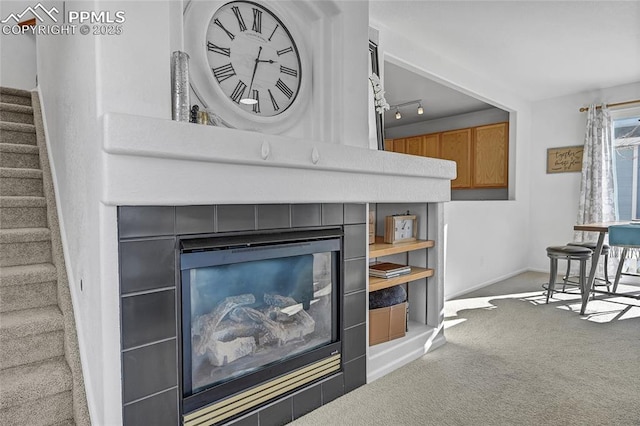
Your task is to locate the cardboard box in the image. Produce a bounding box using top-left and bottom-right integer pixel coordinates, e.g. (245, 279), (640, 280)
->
(369, 302), (407, 346)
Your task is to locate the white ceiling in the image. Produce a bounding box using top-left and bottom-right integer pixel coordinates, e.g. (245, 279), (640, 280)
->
(371, 0), (640, 126)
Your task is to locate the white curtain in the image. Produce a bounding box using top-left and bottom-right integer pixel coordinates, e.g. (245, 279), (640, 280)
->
(575, 104), (617, 242)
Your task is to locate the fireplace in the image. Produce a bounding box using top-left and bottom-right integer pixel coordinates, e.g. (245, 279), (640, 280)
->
(179, 229), (343, 424)
(118, 204), (367, 426)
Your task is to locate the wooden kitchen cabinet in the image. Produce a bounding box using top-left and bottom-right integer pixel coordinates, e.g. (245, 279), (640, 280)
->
(391, 138), (406, 153)
(405, 135), (424, 156)
(440, 129), (472, 188)
(473, 122), (508, 188)
(423, 133), (440, 158)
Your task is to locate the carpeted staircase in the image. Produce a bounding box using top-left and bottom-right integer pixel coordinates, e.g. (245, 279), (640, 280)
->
(0, 87), (89, 425)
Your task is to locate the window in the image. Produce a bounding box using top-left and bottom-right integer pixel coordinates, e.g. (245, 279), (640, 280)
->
(613, 113), (640, 220)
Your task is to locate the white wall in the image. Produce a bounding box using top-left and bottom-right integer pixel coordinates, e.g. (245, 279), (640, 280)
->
(35, 0), (110, 422)
(0, 1), (37, 89)
(528, 81), (640, 271)
(371, 20), (533, 299)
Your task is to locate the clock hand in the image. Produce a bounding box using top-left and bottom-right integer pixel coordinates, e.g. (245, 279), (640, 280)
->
(248, 46), (262, 91)
(256, 59), (276, 63)
(242, 46), (263, 105)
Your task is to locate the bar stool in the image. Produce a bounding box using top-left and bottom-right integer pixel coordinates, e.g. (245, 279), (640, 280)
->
(546, 245), (593, 304)
(564, 242), (611, 291)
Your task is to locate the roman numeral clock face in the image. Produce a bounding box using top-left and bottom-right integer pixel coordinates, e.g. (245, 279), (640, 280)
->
(205, 1), (302, 118)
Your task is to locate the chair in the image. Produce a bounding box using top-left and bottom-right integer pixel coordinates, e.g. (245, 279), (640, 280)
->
(546, 245), (593, 304)
(564, 242), (611, 291)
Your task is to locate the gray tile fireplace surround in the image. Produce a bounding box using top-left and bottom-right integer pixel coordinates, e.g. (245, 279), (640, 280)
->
(118, 204), (367, 426)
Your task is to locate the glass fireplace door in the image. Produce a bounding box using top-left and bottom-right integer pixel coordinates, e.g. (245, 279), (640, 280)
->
(180, 232), (341, 407)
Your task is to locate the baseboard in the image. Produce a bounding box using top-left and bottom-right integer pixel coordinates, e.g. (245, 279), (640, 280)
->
(367, 327), (445, 383)
(445, 268), (532, 301)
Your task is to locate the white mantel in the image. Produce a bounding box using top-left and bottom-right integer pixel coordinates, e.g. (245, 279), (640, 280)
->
(102, 113), (456, 206)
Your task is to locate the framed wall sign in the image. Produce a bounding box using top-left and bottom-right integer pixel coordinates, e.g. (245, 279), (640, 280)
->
(547, 145), (584, 173)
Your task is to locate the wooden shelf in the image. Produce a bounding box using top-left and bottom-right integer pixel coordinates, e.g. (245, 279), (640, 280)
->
(369, 237), (434, 258)
(369, 267), (434, 292)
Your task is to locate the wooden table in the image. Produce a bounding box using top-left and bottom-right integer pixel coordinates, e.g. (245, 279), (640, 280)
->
(573, 221), (632, 314)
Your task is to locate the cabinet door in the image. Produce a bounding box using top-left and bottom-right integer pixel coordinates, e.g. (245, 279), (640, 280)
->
(473, 123), (508, 188)
(392, 138), (406, 154)
(423, 133), (440, 158)
(384, 139), (394, 151)
(405, 136), (424, 156)
(440, 129), (472, 188)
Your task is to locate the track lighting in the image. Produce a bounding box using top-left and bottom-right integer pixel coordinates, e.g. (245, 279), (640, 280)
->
(388, 99), (424, 121)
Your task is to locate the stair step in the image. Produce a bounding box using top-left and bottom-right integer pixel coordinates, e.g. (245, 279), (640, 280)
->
(0, 227), (50, 243)
(0, 280), (57, 313)
(0, 306), (63, 339)
(0, 196), (46, 208)
(1, 330), (64, 369)
(0, 122), (36, 146)
(0, 196), (47, 229)
(0, 143), (40, 169)
(0, 390), (73, 426)
(0, 88), (32, 107)
(1, 309), (64, 367)
(0, 167), (43, 196)
(0, 103), (34, 125)
(0, 167), (42, 179)
(0, 264), (58, 312)
(0, 357), (72, 409)
(0, 263), (57, 287)
(0, 228), (52, 267)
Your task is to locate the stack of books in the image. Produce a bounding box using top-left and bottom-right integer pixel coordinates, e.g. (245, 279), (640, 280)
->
(369, 262), (411, 279)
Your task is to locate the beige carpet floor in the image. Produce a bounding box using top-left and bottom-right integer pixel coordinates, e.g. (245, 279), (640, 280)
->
(291, 271), (640, 426)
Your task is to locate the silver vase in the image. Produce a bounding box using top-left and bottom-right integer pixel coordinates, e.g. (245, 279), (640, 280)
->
(171, 51), (190, 122)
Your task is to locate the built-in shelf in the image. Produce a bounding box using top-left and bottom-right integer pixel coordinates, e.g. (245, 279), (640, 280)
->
(369, 267), (434, 292)
(368, 238), (435, 292)
(369, 238), (434, 258)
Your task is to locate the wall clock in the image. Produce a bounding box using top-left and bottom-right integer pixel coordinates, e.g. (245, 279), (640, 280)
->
(384, 215), (417, 244)
(184, 0), (310, 133)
